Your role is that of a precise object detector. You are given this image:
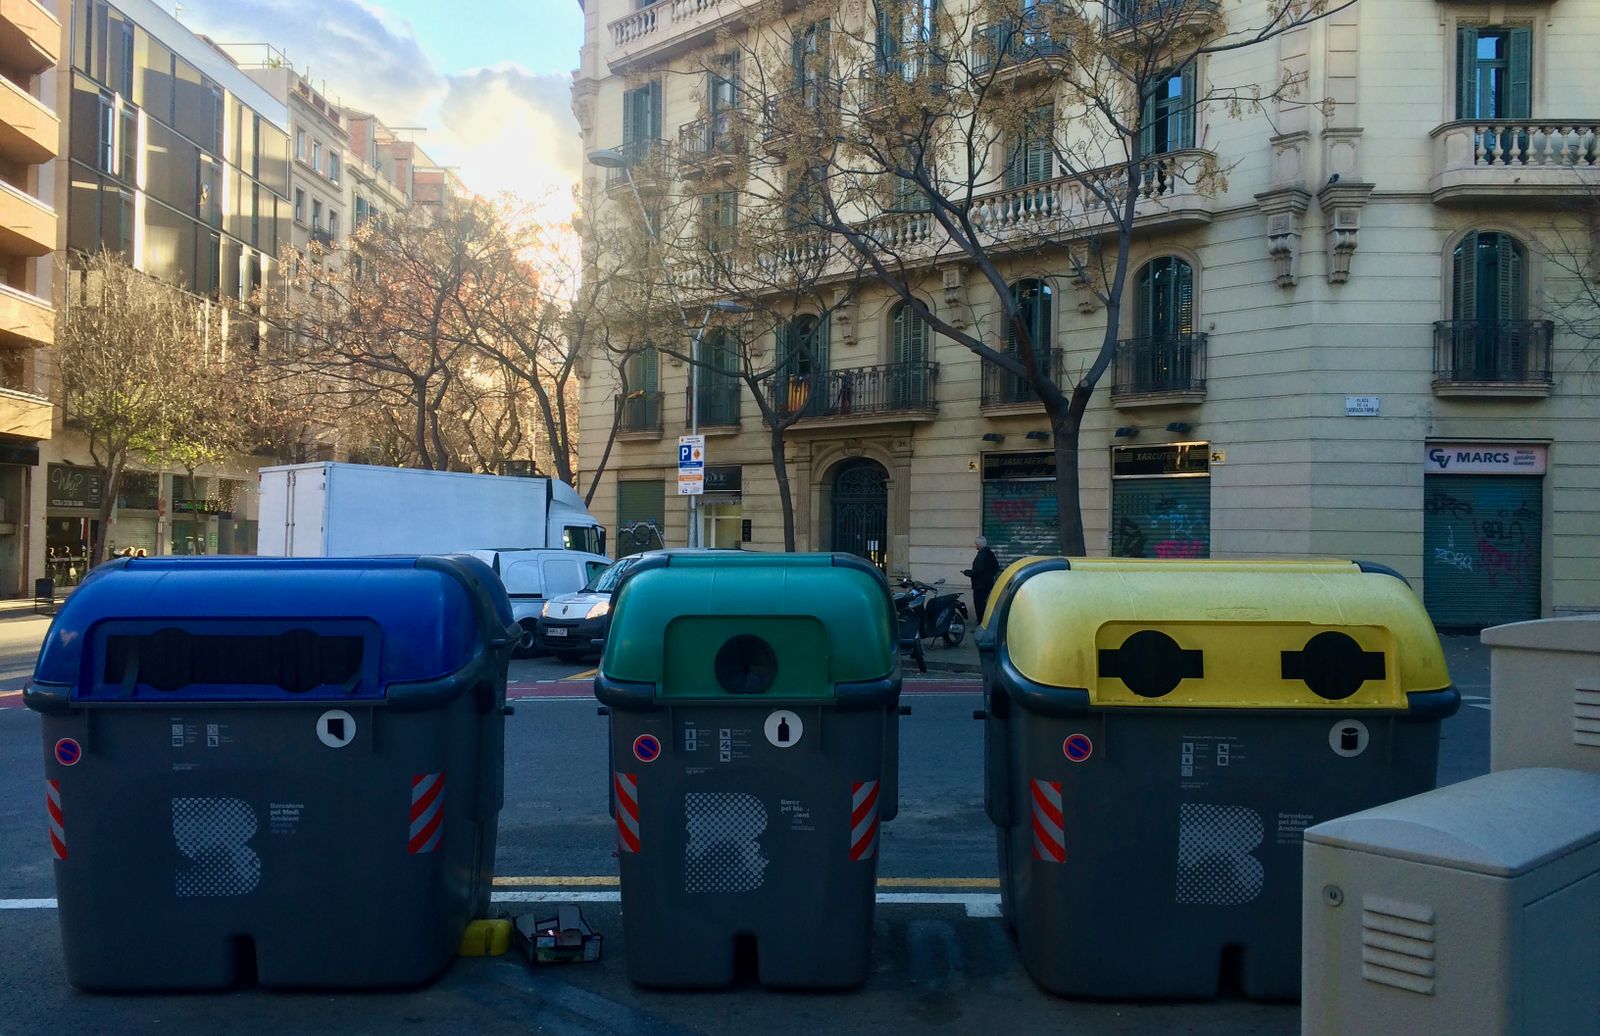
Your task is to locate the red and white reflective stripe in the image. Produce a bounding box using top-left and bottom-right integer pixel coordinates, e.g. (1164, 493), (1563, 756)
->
(408, 772), (445, 855)
(46, 780), (65, 861)
(849, 780), (880, 861)
(615, 772), (640, 854)
(1030, 779), (1065, 863)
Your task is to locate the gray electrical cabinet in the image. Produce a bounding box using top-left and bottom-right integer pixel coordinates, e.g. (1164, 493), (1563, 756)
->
(1482, 616), (1600, 774)
(1302, 768), (1600, 1036)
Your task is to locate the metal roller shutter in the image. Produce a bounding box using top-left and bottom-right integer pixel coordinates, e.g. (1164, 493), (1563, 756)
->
(616, 479), (666, 556)
(1423, 474), (1541, 629)
(1110, 477), (1210, 559)
(981, 478), (1060, 567)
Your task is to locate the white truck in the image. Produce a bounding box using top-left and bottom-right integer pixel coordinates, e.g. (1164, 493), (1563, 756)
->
(256, 462), (606, 558)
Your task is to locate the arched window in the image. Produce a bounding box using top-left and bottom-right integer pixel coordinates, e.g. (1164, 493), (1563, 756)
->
(1452, 231), (1525, 324)
(779, 313), (830, 376)
(1135, 257), (1194, 338)
(1007, 279), (1052, 372)
(890, 300), (929, 365)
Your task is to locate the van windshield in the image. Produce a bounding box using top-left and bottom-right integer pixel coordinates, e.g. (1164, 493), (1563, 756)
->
(563, 526), (605, 555)
(585, 556), (640, 593)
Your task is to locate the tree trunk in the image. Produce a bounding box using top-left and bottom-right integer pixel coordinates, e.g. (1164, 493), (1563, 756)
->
(1050, 411), (1088, 556)
(89, 463), (125, 568)
(769, 422), (797, 551)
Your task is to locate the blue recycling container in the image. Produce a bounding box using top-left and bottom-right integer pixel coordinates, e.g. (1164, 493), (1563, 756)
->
(26, 555), (516, 990)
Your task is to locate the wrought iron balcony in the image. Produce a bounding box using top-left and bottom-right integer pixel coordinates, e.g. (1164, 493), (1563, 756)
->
(616, 391), (664, 435)
(770, 362), (938, 422)
(1432, 320), (1553, 394)
(1430, 120), (1600, 205)
(970, 3), (1067, 77)
(679, 115), (742, 176)
(686, 382), (741, 427)
(602, 138), (668, 190)
(980, 348), (1063, 408)
(762, 80), (843, 143)
(1112, 333), (1207, 400)
(1104, 0), (1221, 35)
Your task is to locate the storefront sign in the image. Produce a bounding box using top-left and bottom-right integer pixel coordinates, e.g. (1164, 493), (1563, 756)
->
(47, 465), (102, 510)
(704, 465), (741, 493)
(174, 498), (233, 517)
(1423, 443), (1547, 476)
(0, 444), (39, 466)
(982, 450), (1056, 482)
(1112, 443), (1210, 479)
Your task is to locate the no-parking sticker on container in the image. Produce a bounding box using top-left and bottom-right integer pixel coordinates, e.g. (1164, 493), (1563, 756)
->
(1063, 733), (1094, 763)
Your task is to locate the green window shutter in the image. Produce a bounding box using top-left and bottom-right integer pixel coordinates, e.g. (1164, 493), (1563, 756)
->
(1507, 27), (1532, 119)
(815, 313), (831, 370)
(1497, 234), (1524, 320)
(894, 303), (927, 364)
(1027, 106), (1053, 182)
(622, 87), (636, 142)
(1005, 132), (1025, 188)
(877, 1), (897, 68)
(641, 346), (658, 389)
(1175, 260), (1194, 334)
(1139, 83), (1158, 157)
(1178, 65), (1197, 149)
(1136, 263), (1155, 338)
(1452, 232), (1478, 320)
(1456, 27), (1479, 119)
(648, 79), (663, 139)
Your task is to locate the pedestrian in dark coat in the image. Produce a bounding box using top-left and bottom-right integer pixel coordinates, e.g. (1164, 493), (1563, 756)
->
(963, 536), (1002, 624)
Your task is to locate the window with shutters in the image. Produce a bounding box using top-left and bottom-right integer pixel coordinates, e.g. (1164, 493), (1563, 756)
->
(1117, 257), (1204, 396)
(1438, 230), (1550, 385)
(1007, 279), (1053, 371)
(698, 328), (742, 426)
(891, 301), (929, 366)
(708, 54), (739, 148)
(787, 163), (828, 228)
(702, 191), (738, 254)
(1140, 66), (1197, 157)
(623, 80), (664, 147)
(793, 19), (831, 107)
(876, 0), (940, 81)
(1456, 26), (1531, 121)
(620, 347), (662, 433)
(1005, 104), (1055, 187)
(777, 314), (830, 418)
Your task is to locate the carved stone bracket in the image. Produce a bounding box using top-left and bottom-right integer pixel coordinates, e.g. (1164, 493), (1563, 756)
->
(1066, 241), (1099, 313)
(1254, 187), (1312, 288)
(1317, 181), (1375, 285)
(833, 287), (858, 349)
(940, 266), (967, 329)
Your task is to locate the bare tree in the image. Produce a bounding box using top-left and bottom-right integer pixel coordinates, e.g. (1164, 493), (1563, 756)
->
(684, 0), (1350, 553)
(55, 250), (240, 564)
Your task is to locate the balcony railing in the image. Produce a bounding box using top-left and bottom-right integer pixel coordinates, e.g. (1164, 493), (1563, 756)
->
(1112, 333), (1207, 397)
(1105, 0), (1220, 33)
(687, 382), (741, 426)
(1433, 320), (1553, 387)
(679, 115), (741, 167)
(770, 362), (938, 420)
(617, 391), (664, 434)
(971, 3), (1067, 76)
(969, 150), (1211, 238)
(1430, 120), (1600, 203)
(762, 80), (842, 142)
(603, 138), (667, 188)
(980, 348), (1062, 407)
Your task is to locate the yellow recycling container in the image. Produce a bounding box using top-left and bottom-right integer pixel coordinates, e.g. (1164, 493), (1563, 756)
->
(975, 557), (1458, 1001)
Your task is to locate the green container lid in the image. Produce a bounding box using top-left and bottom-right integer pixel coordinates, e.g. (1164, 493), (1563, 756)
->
(597, 552), (897, 705)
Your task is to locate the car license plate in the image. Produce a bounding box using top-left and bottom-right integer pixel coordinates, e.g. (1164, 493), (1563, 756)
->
(547, 627), (568, 637)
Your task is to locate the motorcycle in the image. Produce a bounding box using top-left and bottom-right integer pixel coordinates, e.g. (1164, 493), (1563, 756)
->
(894, 578), (969, 674)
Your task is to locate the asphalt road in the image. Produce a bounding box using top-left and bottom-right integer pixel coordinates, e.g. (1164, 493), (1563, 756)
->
(0, 618), (1491, 1036)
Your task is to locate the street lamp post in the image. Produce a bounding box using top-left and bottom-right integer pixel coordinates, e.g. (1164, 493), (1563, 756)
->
(586, 147), (746, 549)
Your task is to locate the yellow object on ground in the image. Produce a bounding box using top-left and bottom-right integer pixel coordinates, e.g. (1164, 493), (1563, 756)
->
(458, 918), (512, 957)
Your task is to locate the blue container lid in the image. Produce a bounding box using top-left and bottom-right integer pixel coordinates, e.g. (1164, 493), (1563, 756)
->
(31, 555), (512, 705)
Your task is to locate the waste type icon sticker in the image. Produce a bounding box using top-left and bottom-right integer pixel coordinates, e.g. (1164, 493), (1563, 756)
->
(633, 734), (662, 763)
(1062, 733), (1093, 763)
(1328, 719), (1369, 759)
(54, 738), (82, 767)
(317, 710), (357, 749)
(764, 710), (803, 748)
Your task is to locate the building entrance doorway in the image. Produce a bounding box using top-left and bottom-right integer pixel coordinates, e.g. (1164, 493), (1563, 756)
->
(830, 459), (888, 571)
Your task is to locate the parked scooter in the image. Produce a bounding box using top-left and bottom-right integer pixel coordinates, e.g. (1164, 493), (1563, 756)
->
(894, 577), (970, 674)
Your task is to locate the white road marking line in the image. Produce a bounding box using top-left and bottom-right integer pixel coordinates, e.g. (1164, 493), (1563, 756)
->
(488, 890), (1002, 917)
(1461, 695), (1492, 711)
(0, 899), (56, 909)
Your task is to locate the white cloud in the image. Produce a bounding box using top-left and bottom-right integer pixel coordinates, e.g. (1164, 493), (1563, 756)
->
(158, 0), (579, 209)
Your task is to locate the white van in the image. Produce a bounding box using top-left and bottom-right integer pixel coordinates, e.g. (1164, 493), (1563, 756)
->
(464, 548), (611, 658)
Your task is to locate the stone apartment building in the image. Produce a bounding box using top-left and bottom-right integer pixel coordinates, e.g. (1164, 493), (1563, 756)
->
(572, 0), (1600, 629)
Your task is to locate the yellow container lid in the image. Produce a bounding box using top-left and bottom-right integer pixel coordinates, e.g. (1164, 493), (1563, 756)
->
(988, 557), (1452, 710)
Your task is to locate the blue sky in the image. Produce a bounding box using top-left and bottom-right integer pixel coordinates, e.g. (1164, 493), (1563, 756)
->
(156, 0), (586, 206)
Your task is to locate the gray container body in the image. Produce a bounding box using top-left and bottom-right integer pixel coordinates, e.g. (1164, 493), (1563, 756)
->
(41, 693), (504, 990)
(607, 701), (897, 989)
(986, 700), (1443, 999)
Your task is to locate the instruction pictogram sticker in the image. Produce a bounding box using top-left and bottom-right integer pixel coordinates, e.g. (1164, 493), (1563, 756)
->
(1329, 719), (1370, 759)
(316, 710), (356, 749)
(1062, 733), (1094, 763)
(633, 734), (662, 763)
(764, 710), (803, 748)
(54, 738), (82, 767)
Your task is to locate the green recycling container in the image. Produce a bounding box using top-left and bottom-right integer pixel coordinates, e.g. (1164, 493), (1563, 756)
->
(595, 551), (901, 989)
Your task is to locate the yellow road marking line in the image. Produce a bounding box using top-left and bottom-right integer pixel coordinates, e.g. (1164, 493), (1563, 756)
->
(492, 875), (998, 889)
(564, 669), (598, 681)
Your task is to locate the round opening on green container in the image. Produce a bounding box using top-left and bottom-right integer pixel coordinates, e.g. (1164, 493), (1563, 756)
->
(714, 635), (779, 695)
